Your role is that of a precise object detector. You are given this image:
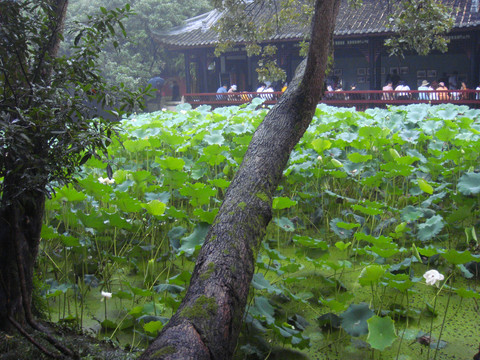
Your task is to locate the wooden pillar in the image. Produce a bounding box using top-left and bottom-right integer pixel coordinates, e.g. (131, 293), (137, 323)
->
(369, 37), (382, 90)
(201, 49), (208, 93)
(247, 55), (252, 90)
(184, 52), (191, 93)
(286, 43), (293, 83)
(471, 32), (479, 87)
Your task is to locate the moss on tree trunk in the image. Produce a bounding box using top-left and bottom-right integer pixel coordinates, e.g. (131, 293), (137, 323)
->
(140, 1), (341, 359)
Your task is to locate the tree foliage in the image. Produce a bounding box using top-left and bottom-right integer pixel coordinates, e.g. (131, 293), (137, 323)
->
(65, 0), (213, 92)
(0, 1), (149, 203)
(385, 0), (455, 57)
(213, 0), (454, 83)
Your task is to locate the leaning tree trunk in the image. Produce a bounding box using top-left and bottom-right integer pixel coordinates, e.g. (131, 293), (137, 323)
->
(140, 1), (341, 359)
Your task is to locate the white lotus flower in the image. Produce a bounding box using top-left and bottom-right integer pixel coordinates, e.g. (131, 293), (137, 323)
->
(101, 291), (112, 301)
(423, 269), (444, 286)
(98, 177), (115, 185)
(162, 108), (167, 112)
(180, 110), (187, 115)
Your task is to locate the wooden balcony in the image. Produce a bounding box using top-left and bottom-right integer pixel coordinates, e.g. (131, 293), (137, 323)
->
(184, 90), (480, 110)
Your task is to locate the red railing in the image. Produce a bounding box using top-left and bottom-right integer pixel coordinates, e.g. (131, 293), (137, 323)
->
(184, 90), (480, 110)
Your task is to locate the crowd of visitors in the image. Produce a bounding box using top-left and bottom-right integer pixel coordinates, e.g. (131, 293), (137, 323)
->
(324, 77), (480, 102)
(213, 81), (287, 102)
(212, 74), (480, 103)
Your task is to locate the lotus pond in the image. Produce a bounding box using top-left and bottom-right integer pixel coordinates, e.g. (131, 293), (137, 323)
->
(39, 100), (480, 359)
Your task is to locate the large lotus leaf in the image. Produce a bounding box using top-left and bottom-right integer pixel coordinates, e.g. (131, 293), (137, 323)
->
(156, 156), (185, 171)
(312, 138), (332, 153)
(330, 218), (353, 239)
(292, 235), (328, 249)
(404, 107), (428, 123)
(249, 296), (276, 325)
(153, 283), (185, 295)
(272, 197), (298, 210)
(142, 200), (166, 217)
(455, 287), (480, 299)
(436, 126), (458, 142)
(343, 161), (365, 175)
(399, 129), (420, 143)
(178, 222), (210, 256)
(336, 132), (358, 143)
(252, 273), (283, 295)
(417, 178), (434, 194)
(367, 316), (397, 351)
(358, 265), (386, 286)
(406, 149), (427, 163)
(54, 183), (87, 202)
(420, 120), (442, 135)
(168, 270), (192, 286)
(104, 211), (133, 230)
(417, 215), (444, 242)
(317, 313), (341, 329)
(143, 320), (163, 335)
(123, 138), (150, 152)
(114, 191), (143, 213)
(400, 206), (424, 222)
(208, 178), (231, 189)
(340, 303), (373, 337)
(458, 173), (480, 195)
(193, 208), (219, 224)
(204, 132), (225, 145)
(435, 107), (459, 120)
(167, 226), (187, 250)
(273, 217), (296, 232)
(145, 191), (171, 204)
(440, 249), (476, 265)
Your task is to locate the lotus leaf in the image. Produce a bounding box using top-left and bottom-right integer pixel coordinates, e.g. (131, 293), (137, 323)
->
(340, 303), (373, 337)
(417, 215), (444, 242)
(367, 315), (397, 351)
(458, 172), (480, 195)
(358, 265), (386, 286)
(178, 222), (210, 256)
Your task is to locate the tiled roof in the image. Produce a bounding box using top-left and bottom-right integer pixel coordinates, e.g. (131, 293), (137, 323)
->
(154, 0), (480, 48)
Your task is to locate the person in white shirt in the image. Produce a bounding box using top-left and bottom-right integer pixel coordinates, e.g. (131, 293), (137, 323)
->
(395, 80), (410, 100)
(256, 83), (266, 93)
(263, 84), (274, 100)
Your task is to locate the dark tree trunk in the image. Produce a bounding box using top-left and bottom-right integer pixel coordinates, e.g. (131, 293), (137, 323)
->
(0, 184), (45, 330)
(0, 0), (68, 332)
(140, 0), (341, 359)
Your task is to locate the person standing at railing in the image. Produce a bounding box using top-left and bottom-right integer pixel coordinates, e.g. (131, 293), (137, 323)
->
(382, 81), (394, 100)
(216, 84), (228, 100)
(395, 80), (410, 100)
(429, 80), (439, 100)
(460, 82), (468, 100)
(263, 84), (274, 100)
(228, 84), (239, 100)
(437, 82), (449, 100)
(349, 83), (360, 100)
(256, 83), (266, 93)
(418, 80), (431, 100)
(476, 83), (480, 100)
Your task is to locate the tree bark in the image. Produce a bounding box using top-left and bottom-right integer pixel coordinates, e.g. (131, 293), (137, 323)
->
(0, 0), (69, 331)
(0, 187), (45, 330)
(140, 0), (341, 359)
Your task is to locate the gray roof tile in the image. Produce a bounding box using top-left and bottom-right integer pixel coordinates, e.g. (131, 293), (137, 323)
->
(154, 0), (480, 48)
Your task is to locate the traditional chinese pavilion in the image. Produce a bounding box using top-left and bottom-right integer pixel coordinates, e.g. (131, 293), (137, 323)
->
(154, 0), (480, 94)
